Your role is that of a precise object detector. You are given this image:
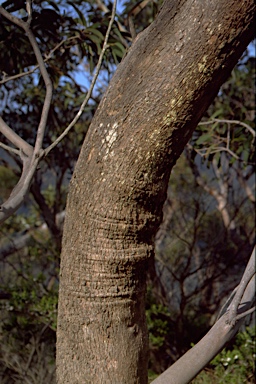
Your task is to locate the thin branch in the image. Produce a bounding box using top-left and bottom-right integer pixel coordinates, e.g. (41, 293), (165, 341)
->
(0, 1), (118, 223)
(236, 166), (255, 203)
(0, 116), (33, 156)
(44, 0), (118, 156)
(234, 306), (255, 322)
(217, 287), (237, 320)
(227, 122), (230, 149)
(0, 5), (53, 154)
(0, 6), (27, 29)
(188, 121), (254, 163)
(199, 118), (255, 137)
(0, 36), (78, 85)
(152, 248), (255, 384)
(95, 0), (130, 35)
(24, 34), (52, 154)
(26, 0), (32, 25)
(208, 147), (240, 160)
(0, 142), (21, 156)
(0, 5), (52, 223)
(227, 246), (255, 325)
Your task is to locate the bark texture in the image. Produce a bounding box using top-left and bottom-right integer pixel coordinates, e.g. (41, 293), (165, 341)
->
(56, 0), (255, 383)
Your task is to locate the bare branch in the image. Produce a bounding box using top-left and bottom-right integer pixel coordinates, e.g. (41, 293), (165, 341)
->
(24, 37), (52, 154)
(191, 118), (255, 167)
(207, 146), (240, 160)
(0, 0), (118, 222)
(217, 286), (237, 320)
(227, 246), (255, 325)
(0, 5), (28, 29)
(236, 166), (255, 203)
(234, 306), (256, 322)
(26, 0), (32, 25)
(0, 4), (53, 223)
(0, 142), (20, 155)
(95, 0), (130, 37)
(0, 116), (33, 156)
(0, 4), (53, 153)
(152, 247), (255, 384)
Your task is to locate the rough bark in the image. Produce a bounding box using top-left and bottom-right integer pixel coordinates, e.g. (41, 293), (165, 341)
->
(56, 0), (255, 383)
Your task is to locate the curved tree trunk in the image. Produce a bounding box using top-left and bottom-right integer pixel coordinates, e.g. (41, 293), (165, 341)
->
(56, 0), (255, 383)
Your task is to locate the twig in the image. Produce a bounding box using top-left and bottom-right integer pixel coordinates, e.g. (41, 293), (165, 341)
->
(0, 36), (78, 85)
(26, 0), (32, 25)
(189, 116), (255, 164)
(0, 142), (20, 156)
(207, 147), (240, 160)
(199, 118), (255, 138)
(0, 116), (33, 156)
(234, 306), (255, 322)
(217, 287), (238, 320)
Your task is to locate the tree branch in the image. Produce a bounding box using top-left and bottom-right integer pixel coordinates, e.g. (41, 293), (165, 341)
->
(199, 118), (255, 138)
(44, 0), (118, 156)
(0, 4), (52, 223)
(0, 36), (78, 85)
(0, 0), (118, 223)
(152, 247), (255, 384)
(0, 116), (33, 156)
(0, 210), (65, 260)
(196, 118), (255, 163)
(227, 246), (255, 325)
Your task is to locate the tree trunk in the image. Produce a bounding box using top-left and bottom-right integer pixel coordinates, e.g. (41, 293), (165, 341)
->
(56, 0), (255, 383)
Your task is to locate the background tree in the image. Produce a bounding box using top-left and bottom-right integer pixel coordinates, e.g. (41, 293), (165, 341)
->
(0, 0), (255, 384)
(149, 53), (255, 369)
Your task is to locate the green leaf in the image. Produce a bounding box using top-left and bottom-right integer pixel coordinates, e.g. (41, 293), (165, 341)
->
(211, 108), (224, 119)
(195, 133), (212, 146)
(67, 1), (87, 27)
(86, 26), (104, 41)
(112, 41), (126, 56)
(88, 37), (101, 55)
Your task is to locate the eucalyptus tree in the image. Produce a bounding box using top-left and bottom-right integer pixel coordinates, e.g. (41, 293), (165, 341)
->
(0, 0), (255, 383)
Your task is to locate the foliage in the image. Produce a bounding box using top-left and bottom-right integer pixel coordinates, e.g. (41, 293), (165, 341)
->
(0, 0), (126, 77)
(146, 287), (170, 348)
(148, 369), (159, 383)
(0, 165), (18, 202)
(0, 226), (58, 383)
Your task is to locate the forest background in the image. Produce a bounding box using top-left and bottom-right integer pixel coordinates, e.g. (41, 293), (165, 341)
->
(0, 0), (255, 382)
